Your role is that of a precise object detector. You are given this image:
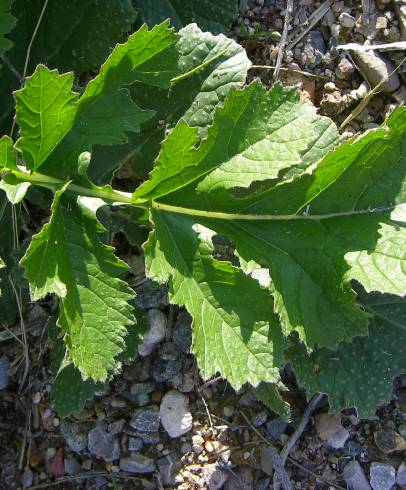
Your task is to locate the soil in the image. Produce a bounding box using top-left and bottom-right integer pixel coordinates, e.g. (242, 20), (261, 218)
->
(1, 1), (405, 489)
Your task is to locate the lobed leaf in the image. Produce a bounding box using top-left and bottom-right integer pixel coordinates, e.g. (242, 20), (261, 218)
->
(14, 66), (78, 170)
(133, 0), (238, 34)
(0, 0), (16, 57)
(145, 210), (288, 389)
(287, 290), (406, 418)
(21, 187), (136, 381)
(89, 23), (251, 184)
(140, 99), (405, 355)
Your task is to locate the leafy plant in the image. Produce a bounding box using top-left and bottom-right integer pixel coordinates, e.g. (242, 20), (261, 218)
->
(133, 0), (239, 34)
(1, 21), (405, 419)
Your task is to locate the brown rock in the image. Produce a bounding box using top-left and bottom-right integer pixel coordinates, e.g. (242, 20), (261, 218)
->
(48, 449), (65, 477)
(315, 413), (342, 441)
(374, 430), (406, 454)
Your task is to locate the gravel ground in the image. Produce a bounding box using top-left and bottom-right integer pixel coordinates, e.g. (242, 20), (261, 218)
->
(1, 1), (406, 489)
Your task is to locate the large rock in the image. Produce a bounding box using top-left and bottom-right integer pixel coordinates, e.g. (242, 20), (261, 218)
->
(370, 462), (396, 490)
(160, 390), (193, 438)
(343, 460), (371, 490)
(351, 48), (400, 93)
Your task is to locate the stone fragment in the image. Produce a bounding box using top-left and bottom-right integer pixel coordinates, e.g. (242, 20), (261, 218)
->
(327, 427), (350, 449)
(128, 437), (143, 452)
(370, 462), (396, 490)
(202, 463), (229, 490)
(60, 421), (88, 453)
(138, 309), (167, 356)
(119, 454), (156, 473)
(129, 406), (160, 432)
(315, 413), (342, 441)
(173, 311), (192, 354)
(339, 12), (356, 28)
(135, 280), (168, 310)
(396, 461), (406, 486)
(88, 426), (120, 462)
(266, 418), (288, 441)
(351, 49), (400, 93)
(64, 457), (82, 476)
(374, 429), (406, 453)
(22, 468), (33, 489)
(160, 390), (193, 438)
(343, 460), (371, 490)
(260, 447), (274, 476)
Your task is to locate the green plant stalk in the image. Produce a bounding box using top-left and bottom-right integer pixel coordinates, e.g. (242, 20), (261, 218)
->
(1, 168), (399, 222)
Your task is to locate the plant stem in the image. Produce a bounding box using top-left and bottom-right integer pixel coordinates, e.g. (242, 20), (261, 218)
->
(6, 169), (143, 206)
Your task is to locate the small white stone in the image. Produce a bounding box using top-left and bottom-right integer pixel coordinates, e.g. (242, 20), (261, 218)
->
(160, 390), (193, 438)
(376, 17), (388, 29)
(339, 12), (356, 29)
(138, 309), (167, 357)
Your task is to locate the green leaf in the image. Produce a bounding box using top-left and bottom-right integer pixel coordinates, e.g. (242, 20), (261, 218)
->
(49, 316), (103, 417)
(0, 134), (17, 169)
(29, 23), (179, 180)
(145, 211), (288, 389)
(0, 173), (30, 203)
(0, 0), (16, 57)
(287, 290), (406, 418)
(15, 66), (78, 170)
(140, 96), (405, 353)
(252, 381), (290, 420)
(49, 307), (147, 417)
(136, 81), (338, 200)
(1, 0), (137, 133)
(89, 23), (251, 184)
(21, 187), (136, 381)
(133, 0), (238, 34)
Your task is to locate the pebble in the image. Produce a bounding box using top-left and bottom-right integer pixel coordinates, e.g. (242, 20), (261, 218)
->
(376, 16), (388, 29)
(160, 390), (193, 438)
(370, 462), (396, 490)
(343, 460), (371, 490)
(60, 421), (88, 453)
(339, 12), (356, 28)
(22, 468), (33, 489)
(324, 81), (336, 92)
(135, 280), (168, 310)
(160, 341), (180, 360)
(396, 461), (406, 486)
(260, 447), (274, 476)
(336, 57), (355, 80)
(158, 454), (181, 487)
(327, 427), (350, 449)
(0, 356), (10, 390)
(351, 48), (400, 94)
(201, 463), (229, 490)
(399, 423), (406, 437)
(266, 418), (288, 441)
(315, 413), (342, 441)
(128, 437), (143, 452)
(119, 454), (156, 473)
(152, 358), (182, 383)
(129, 406), (160, 432)
(173, 311), (193, 354)
(64, 457), (82, 476)
(138, 309), (167, 357)
(130, 382), (155, 396)
(88, 426), (120, 462)
(374, 429), (406, 453)
(252, 410), (268, 428)
(192, 435), (205, 453)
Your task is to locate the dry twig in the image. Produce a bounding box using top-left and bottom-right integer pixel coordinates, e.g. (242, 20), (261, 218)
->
(273, 0), (294, 80)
